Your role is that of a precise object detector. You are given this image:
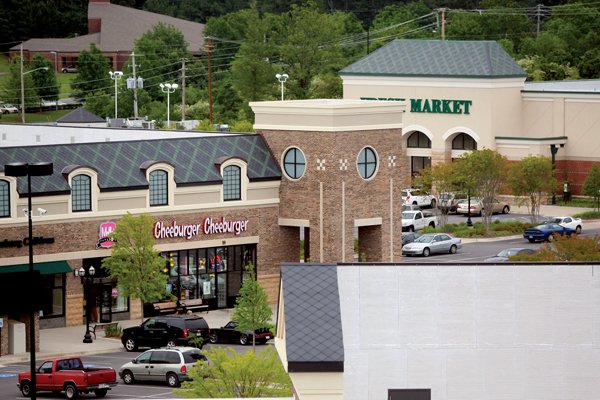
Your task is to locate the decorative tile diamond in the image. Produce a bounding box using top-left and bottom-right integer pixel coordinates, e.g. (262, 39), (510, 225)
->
(388, 155), (396, 167)
(339, 159), (348, 170)
(317, 158), (326, 171)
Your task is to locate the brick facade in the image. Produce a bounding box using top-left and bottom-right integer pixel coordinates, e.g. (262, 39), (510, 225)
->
(260, 128), (409, 263)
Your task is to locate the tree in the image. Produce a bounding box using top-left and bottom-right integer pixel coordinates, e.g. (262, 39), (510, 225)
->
(178, 346), (292, 398)
(71, 43), (111, 100)
(511, 234), (600, 262)
(583, 164), (600, 211)
(31, 55), (59, 102)
(102, 213), (170, 321)
(453, 149), (507, 231)
(413, 162), (458, 227)
(508, 155), (556, 223)
(231, 263), (272, 351)
(1, 57), (39, 107)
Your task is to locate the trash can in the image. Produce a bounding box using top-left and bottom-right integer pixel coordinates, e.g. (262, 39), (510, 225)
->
(563, 182), (571, 202)
(8, 320), (26, 354)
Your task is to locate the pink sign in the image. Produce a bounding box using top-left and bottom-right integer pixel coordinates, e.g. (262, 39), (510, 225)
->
(98, 221), (116, 248)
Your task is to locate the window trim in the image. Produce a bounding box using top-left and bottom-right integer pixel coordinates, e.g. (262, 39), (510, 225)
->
(144, 163), (175, 208)
(71, 174), (92, 212)
(282, 147), (307, 180)
(220, 159), (248, 203)
(356, 146), (379, 180)
(223, 165), (241, 201)
(0, 179), (11, 218)
(149, 169), (169, 207)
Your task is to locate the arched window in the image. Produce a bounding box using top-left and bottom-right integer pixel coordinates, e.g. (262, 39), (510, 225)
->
(452, 133), (477, 150)
(407, 132), (431, 148)
(0, 180), (9, 218)
(72, 174), (91, 212)
(223, 165), (241, 201)
(149, 169), (168, 206)
(283, 147), (306, 180)
(357, 147), (378, 180)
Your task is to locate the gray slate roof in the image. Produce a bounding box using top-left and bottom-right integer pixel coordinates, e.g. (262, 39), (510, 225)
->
(340, 39), (526, 79)
(57, 108), (106, 123)
(280, 264), (344, 372)
(13, 2), (204, 54)
(0, 134), (281, 196)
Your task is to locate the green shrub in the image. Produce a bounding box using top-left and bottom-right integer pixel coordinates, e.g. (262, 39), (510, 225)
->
(104, 324), (122, 338)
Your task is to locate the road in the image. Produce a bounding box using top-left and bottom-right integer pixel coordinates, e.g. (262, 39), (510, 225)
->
(0, 343), (257, 400)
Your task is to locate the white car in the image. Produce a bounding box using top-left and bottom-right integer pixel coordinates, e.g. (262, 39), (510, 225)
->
(545, 216), (583, 234)
(402, 233), (462, 257)
(1, 104), (19, 114)
(401, 188), (437, 208)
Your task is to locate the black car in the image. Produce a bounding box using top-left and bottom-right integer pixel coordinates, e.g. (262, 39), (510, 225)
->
(121, 315), (210, 352)
(208, 321), (273, 345)
(401, 231), (422, 246)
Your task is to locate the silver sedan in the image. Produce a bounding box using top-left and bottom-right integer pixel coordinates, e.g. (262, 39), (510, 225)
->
(402, 233), (462, 257)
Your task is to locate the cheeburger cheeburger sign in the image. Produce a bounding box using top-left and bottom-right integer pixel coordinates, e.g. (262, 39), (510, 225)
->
(153, 216), (249, 240)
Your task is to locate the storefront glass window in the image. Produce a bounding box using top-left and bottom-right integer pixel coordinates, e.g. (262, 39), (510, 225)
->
(72, 174), (91, 212)
(0, 179), (10, 217)
(149, 169), (168, 206)
(452, 133), (477, 150)
(357, 147), (378, 180)
(283, 147), (306, 179)
(40, 274), (64, 318)
(407, 132), (431, 148)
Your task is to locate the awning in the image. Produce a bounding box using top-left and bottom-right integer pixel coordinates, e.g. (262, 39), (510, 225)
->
(0, 261), (72, 275)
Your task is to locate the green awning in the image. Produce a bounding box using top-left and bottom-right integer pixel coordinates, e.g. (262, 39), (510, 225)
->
(0, 261), (72, 275)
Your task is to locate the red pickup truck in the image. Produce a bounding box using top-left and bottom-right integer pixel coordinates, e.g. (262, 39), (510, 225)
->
(17, 357), (118, 399)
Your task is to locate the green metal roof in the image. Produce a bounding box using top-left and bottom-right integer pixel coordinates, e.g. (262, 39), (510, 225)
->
(340, 39), (526, 79)
(0, 134), (281, 196)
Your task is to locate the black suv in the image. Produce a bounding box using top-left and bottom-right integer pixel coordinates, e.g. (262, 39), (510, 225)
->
(121, 315), (210, 352)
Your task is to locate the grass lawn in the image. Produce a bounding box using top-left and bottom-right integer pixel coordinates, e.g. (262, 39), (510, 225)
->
(0, 109), (73, 123)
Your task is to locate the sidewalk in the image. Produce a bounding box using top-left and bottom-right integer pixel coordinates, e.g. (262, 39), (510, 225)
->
(0, 308), (238, 367)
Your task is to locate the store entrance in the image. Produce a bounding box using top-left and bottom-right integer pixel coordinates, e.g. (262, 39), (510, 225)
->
(98, 284), (112, 323)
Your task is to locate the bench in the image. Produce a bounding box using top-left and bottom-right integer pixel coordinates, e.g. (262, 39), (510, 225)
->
(153, 301), (180, 315)
(92, 321), (119, 339)
(179, 298), (209, 314)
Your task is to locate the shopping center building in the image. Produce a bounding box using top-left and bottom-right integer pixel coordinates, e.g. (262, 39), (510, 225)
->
(0, 99), (405, 355)
(340, 39), (600, 194)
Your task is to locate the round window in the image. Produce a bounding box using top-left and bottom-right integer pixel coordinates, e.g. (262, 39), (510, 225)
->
(283, 147), (306, 180)
(357, 147), (377, 179)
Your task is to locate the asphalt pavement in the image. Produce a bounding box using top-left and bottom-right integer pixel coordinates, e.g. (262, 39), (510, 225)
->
(0, 308), (237, 367)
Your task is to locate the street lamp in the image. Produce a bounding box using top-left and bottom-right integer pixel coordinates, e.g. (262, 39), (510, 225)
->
(109, 71), (123, 120)
(20, 67), (49, 123)
(275, 73), (289, 101)
(74, 266), (96, 343)
(160, 83), (178, 127)
(4, 162), (54, 400)
(466, 189), (473, 227)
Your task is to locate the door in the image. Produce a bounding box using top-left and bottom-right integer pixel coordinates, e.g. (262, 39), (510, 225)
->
(131, 351), (152, 381)
(139, 318), (168, 348)
(36, 361), (54, 391)
(148, 350), (170, 381)
(99, 284), (112, 323)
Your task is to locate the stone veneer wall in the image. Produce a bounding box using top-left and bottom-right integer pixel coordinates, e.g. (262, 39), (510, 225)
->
(259, 128), (409, 263)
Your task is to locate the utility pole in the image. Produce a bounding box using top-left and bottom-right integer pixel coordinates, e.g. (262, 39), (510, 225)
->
(440, 8), (446, 40)
(181, 58), (186, 122)
(131, 52), (139, 118)
(207, 37), (213, 126)
(20, 44), (25, 123)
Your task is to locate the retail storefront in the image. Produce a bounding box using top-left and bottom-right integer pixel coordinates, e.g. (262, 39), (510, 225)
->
(340, 39), (600, 194)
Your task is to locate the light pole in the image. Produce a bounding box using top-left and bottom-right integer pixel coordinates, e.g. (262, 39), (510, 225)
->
(20, 67), (49, 124)
(74, 266), (96, 343)
(4, 162), (54, 400)
(49, 51), (57, 73)
(160, 83), (178, 127)
(275, 73), (289, 101)
(109, 71), (123, 120)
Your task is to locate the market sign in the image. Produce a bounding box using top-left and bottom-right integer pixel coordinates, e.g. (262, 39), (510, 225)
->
(154, 217), (249, 240)
(360, 97), (473, 115)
